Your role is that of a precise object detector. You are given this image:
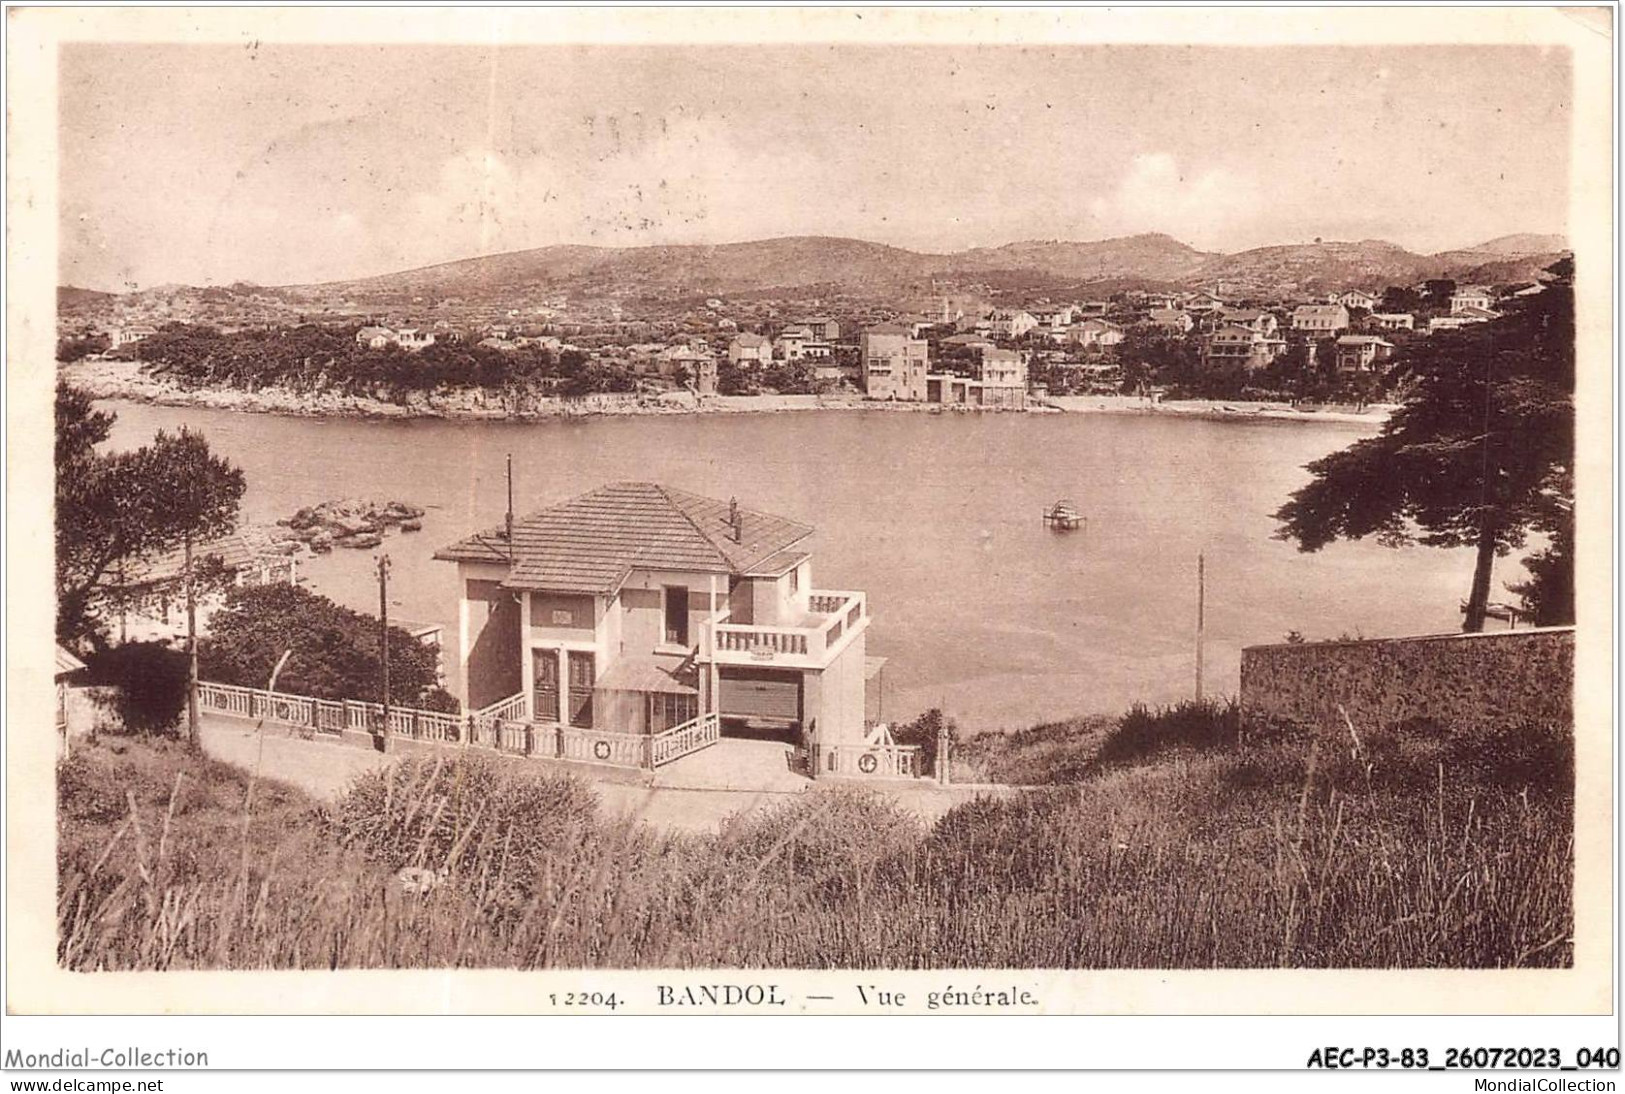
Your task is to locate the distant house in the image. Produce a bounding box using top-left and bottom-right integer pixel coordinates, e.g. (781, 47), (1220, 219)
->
(989, 309), (1039, 339)
(1215, 309), (1279, 336)
(395, 328), (436, 351)
(775, 325), (814, 362)
(1291, 304), (1350, 334)
(1183, 291), (1226, 313)
(861, 324), (930, 401)
(1147, 308), (1195, 335)
(1029, 304), (1078, 330)
(1453, 305), (1501, 322)
(1450, 286), (1494, 314)
(1370, 312), (1415, 331)
(728, 333), (773, 368)
(1334, 335), (1396, 372)
(974, 347), (1028, 408)
(100, 526), (300, 644)
(801, 316), (841, 341)
(1203, 326), (1287, 371)
(356, 326), (396, 349)
(1069, 318), (1126, 350)
(110, 325), (158, 348)
(1330, 289), (1379, 312)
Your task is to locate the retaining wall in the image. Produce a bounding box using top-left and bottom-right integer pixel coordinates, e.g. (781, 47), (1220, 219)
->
(1239, 626), (1574, 732)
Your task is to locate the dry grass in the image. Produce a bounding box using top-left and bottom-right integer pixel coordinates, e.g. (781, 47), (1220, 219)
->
(58, 704), (1572, 970)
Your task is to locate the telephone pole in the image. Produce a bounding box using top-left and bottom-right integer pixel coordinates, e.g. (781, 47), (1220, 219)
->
(1195, 552), (1206, 702)
(378, 554), (392, 751)
(506, 454), (515, 563)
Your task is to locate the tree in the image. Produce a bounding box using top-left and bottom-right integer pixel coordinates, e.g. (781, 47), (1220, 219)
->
(1508, 488), (1574, 626)
(200, 583), (457, 712)
(82, 642), (189, 736)
(1274, 262), (1573, 632)
(55, 383), (247, 651)
(56, 333), (110, 362)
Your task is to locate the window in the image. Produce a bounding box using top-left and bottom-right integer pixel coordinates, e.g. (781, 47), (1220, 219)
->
(789, 565), (800, 594)
(663, 585), (689, 646)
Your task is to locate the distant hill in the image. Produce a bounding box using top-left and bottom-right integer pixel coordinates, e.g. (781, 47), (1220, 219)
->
(949, 233), (1212, 283)
(58, 285), (115, 309)
(1192, 239), (1447, 295)
(1455, 233), (1568, 256)
(319, 236), (949, 298)
(68, 231), (1572, 305)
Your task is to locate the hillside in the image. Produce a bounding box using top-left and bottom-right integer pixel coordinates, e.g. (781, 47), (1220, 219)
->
(307, 233), (1568, 300)
(320, 236), (950, 299)
(69, 231), (1571, 306)
(1459, 233), (1568, 255)
(949, 233), (1213, 283)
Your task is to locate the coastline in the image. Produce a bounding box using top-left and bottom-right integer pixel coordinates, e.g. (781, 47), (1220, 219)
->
(60, 359), (1393, 427)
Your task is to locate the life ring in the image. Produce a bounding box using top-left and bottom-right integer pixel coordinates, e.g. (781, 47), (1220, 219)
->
(273, 699), (295, 722)
(593, 740), (611, 761)
(857, 753), (879, 774)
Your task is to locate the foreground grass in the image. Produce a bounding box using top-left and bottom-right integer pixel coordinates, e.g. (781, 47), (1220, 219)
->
(59, 705), (1571, 969)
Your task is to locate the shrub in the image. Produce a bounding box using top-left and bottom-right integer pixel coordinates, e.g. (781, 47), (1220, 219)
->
(717, 786), (922, 903)
(1095, 699), (1241, 768)
(81, 641), (190, 735)
(331, 752), (599, 887)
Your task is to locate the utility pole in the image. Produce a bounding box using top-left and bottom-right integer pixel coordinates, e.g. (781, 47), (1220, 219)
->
(505, 454), (515, 563)
(1195, 552), (1206, 702)
(378, 554), (392, 752)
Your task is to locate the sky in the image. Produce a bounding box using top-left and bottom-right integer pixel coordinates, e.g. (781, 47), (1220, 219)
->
(58, 43), (1572, 291)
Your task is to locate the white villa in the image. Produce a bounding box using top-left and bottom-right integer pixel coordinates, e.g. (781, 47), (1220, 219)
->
(435, 483), (883, 775)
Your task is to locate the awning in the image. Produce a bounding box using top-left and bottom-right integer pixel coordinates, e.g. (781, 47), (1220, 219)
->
(593, 659), (698, 695)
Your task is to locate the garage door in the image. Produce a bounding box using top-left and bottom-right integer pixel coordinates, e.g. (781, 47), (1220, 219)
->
(718, 669), (801, 724)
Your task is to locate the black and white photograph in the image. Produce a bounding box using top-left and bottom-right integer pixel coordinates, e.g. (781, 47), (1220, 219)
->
(6, 4), (1616, 1070)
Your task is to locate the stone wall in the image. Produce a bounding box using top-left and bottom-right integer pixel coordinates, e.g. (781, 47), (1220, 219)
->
(1239, 627), (1573, 732)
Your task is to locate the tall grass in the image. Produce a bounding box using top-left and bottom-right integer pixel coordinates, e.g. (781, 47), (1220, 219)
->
(58, 702), (1572, 970)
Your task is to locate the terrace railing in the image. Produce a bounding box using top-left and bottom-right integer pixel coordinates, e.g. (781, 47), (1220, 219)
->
(649, 712), (721, 768)
(821, 742), (923, 780)
(705, 590), (867, 666)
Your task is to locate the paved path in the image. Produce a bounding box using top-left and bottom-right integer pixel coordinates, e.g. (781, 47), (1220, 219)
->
(198, 715), (1006, 834)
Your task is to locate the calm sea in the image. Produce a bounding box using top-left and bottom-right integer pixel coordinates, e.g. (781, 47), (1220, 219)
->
(101, 401), (1475, 731)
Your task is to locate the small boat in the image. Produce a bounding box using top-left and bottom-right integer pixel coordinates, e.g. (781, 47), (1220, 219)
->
(1043, 499), (1086, 531)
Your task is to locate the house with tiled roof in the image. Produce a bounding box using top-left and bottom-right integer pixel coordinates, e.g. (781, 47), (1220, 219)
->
(435, 483), (874, 768)
(1291, 304), (1350, 334)
(1334, 335), (1396, 373)
(1146, 308), (1195, 335)
(727, 333), (773, 368)
(100, 526), (300, 643)
(1202, 325), (1288, 371)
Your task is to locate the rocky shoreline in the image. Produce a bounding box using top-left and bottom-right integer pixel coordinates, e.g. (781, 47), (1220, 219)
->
(279, 499), (426, 552)
(60, 359), (1389, 427)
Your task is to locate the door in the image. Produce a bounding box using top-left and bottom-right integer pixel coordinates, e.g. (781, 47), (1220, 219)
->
(567, 651), (595, 728)
(718, 669), (802, 724)
(533, 649), (559, 723)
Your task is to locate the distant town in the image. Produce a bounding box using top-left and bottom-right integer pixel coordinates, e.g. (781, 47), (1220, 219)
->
(57, 233), (1569, 412)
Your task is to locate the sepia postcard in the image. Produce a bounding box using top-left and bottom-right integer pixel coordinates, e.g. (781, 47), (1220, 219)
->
(4, 5), (1616, 1059)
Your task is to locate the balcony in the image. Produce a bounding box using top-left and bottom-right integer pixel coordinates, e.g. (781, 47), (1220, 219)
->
(701, 589), (868, 670)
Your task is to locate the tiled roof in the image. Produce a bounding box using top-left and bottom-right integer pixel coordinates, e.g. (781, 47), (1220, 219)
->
(56, 644), (86, 676)
(114, 526), (283, 588)
(435, 482), (814, 595)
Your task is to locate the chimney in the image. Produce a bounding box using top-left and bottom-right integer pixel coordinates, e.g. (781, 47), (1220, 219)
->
(728, 497), (743, 543)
